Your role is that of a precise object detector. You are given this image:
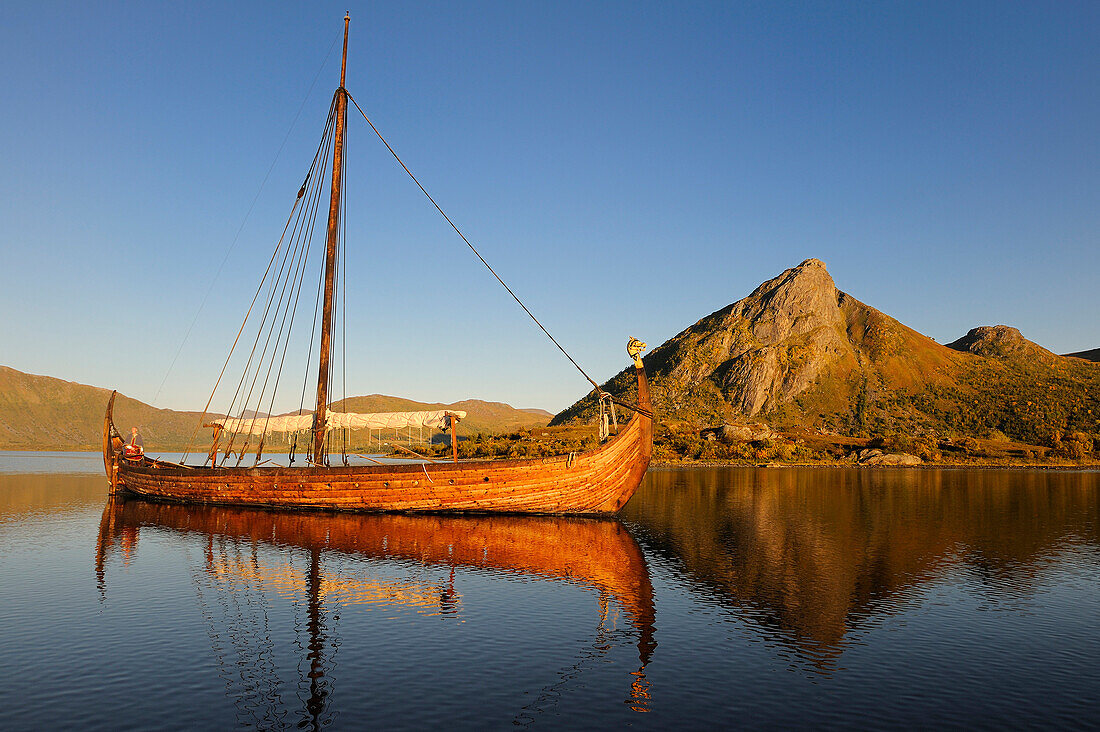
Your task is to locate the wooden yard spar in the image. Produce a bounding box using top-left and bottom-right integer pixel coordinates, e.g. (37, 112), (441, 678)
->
(103, 15), (653, 514)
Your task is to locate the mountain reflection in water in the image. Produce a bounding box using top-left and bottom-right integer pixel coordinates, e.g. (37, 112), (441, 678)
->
(623, 467), (1099, 669)
(95, 498), (657, 727)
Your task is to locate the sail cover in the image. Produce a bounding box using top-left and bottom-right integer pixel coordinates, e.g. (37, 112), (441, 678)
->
(215, 410), (467, 436)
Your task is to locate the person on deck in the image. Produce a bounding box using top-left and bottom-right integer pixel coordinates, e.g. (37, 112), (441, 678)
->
(124, 427), (145, 459)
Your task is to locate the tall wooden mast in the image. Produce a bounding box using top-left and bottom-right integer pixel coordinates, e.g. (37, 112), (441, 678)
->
(313, 14), (350, 464)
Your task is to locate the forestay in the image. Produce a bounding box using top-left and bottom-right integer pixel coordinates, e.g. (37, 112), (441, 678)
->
(215, 410), (467, 436)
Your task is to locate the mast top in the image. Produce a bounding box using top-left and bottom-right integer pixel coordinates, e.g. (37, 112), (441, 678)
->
(340, 13), (350, 89)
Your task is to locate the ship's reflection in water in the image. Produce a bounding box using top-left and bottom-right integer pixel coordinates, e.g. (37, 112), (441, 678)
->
(95, 499), (657, 728)
(622, 467), (1099, 671)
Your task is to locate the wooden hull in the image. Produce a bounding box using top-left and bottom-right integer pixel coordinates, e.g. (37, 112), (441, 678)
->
(104, 367), (652, 515)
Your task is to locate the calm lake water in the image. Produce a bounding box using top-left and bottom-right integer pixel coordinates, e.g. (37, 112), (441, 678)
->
(1, 453), (1098, 729)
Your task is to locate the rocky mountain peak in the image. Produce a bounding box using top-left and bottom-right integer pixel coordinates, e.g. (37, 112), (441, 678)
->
(646, 258), (854, 416)
(733, 258), (841, 342)
(548, 259), (868, 426)
(748, 258), (833, 300)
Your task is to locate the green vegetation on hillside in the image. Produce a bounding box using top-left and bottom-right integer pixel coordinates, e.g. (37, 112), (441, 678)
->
(0, 366), (206, 451)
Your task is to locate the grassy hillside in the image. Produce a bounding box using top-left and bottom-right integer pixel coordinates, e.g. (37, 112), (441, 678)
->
(0, 366), (207, 451)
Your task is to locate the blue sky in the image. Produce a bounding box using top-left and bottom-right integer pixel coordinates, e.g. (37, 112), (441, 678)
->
(1, 1), (1097, 413)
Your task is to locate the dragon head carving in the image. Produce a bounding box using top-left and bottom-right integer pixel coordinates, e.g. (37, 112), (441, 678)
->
(627, 337), (647, 367)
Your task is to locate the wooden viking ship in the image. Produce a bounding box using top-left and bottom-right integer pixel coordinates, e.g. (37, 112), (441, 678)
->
(102, 15), (652, 514)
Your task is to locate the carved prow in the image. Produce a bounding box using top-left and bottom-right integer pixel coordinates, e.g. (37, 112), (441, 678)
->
(102, 391), (123, 494)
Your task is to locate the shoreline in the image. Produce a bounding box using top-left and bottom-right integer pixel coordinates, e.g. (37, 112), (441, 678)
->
(652, 459), (1100, 470)
(2, 449), (1097, 472)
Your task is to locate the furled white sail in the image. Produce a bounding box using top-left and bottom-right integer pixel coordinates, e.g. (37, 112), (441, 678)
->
(214, 415), (313, 435)
(215, 410), (466, 436)
(327, 410), (466, 430)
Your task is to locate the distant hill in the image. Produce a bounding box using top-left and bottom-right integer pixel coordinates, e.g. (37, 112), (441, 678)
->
(0, 366), (551, 451)
(1064, 348), (1100, 363)
(0, 366), (206, 451)
(948, 325), (1058, 363)
(553, 259), (1100, 447)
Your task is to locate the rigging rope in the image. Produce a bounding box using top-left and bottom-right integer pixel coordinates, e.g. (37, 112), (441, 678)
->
(181, 184), (307, 463)
(222, 102), (336, 464)
(259, 118), (337, 434)
(154, 32), (342, 407)
(185, 93), (337, 464)
(346, 93), (653, 420)
(346, 93), (603, 394)
(339, 121), (349, 465)
(251, 169), (327, 464)
(262, 148), (330, 453)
